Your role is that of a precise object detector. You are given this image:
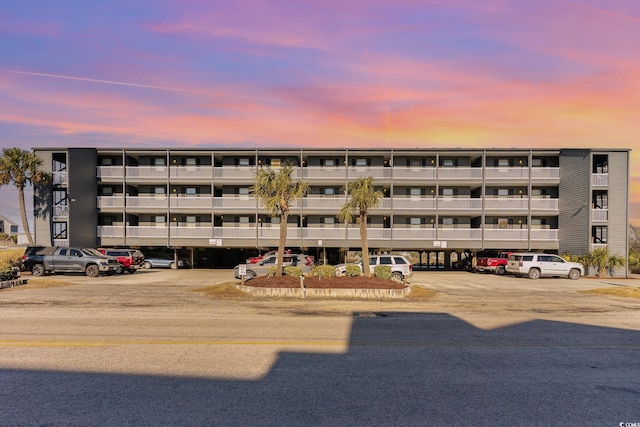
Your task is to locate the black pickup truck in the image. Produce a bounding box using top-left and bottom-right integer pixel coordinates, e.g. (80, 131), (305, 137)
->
(22, 246), (120, 277)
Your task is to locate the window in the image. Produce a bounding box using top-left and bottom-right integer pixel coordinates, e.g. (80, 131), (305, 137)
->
(497, 189), (509, 197)
(409, 158), (422, 168)
(355, 158), (367, 167)
(379, 256), (393, 265)
(270, 159), (281, 167)
(155, 216), (166, 225)
(53, 222), (67, 239)
(185, 158), (197, 166)
(442, 159), (455, 167)
(442, 188), (454, 198)
(238, 187), (249, 195)
(410, 188), (421, 198)
(101, 158), (113, 166)
(592, 226), (607, 244)
(532, 158), (543, 167)
(394, 257), (408, 265)
(154, 187), (166, 195)
(322, 217), (335, 226)
(442, 218), (454, 227)
(593, 191), (608, 209)
(324, 159), (335, 167)
(102, 187), (113, 196)
(323, 188), (335, 196)
(410, 217), (421, 227)
(102, 217), (113, 226)
(239, 216), (250, 227)
(186, 216), (197, 226)
(238, 158), (250, 166)
(497, 159), (510, 167)
(185, 187), (197, 195)
(153, 157), (166, 166)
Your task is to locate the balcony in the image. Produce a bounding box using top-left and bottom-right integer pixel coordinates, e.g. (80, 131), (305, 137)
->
(484, 198), (528, 210)
(214, 196), (256, 210)
(170, 195), (213, 210)
(347, 227), (391, 240)
(484, 167), (528, 180)
(126, 226), (168, 238)
(303, 226), (346, 240)
(530, 229), (559, 241)
(531, 167), (559, 180)
(591, 173), (608, 186)
(302, 196), (346, 211)
(169, 166), (213, 180)
(213, 226), (258, 239)
(436, 198), (482, 210)
(530, 198), (558, 210)
(52, 171), (67, 185)
(392, 167), (437, 180)
(169, 226), (213, 238)
(98, 226), (125, 238)
(126, 196), (168, 210)
(436, 167), (482, 180)
(347, 166), (391, 180)
(97, 166), (124, 181)
(592, 209), (608, 222)
(303, 166), (346, 180)
(53, 205), (69, 217)
(213, 166), (257, 181)
(437, 228), (482, 240)
(392, 228), (437, 240)
(125, 166), (168, 181)
(97, 196), (125, 209)
(483, 229), (528, 240)
(392, 197), (437, 210)
(257, 226), (301, 239)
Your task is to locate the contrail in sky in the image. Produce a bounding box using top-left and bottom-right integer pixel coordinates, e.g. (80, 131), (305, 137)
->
(7, 70), (279, 102)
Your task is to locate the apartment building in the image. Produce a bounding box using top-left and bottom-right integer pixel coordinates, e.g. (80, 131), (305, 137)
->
(32, 147), (630, 269)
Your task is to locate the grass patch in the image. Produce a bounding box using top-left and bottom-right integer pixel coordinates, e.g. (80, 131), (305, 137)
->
(580, 287), (640, 299)
(406, 285), (438, 300)
(194, 283), (251, 299)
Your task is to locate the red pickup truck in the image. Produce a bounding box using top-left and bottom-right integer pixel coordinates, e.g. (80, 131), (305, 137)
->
(474, 252), (514, 275)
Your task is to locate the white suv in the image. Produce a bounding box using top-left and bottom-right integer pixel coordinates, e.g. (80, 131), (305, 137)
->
(336, 255), (413, 282)
(506, 253), (584, 280)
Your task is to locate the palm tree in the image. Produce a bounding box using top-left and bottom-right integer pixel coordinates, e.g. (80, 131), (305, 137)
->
(338, 177), (383, 277)
(250, 164), (309, 276)
(588, 247), (624, 278)
(0, 148), (50, 246)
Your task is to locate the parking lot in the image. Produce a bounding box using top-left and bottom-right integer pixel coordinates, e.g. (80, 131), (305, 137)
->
(1, 270), (639, 425)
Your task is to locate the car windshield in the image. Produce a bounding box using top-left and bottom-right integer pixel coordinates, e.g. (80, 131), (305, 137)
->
(82, 248), (103, 256)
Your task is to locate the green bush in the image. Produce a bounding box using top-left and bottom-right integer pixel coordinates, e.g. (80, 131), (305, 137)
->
(312, 265), (335, 278)
(344, 264), (362, 277)
(0, 248), (23, 270)
(373, 265), (392, 280)
(284, 266), (303, 278)
(268, 266), (278, 277)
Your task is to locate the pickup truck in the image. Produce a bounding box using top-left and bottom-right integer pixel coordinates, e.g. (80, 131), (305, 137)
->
(22, 246), (120, 277)
(474, 252), (514, 275)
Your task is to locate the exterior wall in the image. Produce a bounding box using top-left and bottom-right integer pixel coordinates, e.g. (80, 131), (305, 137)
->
(33, 151), (53, 246)
(32, 148), (630, 269)
(68, 149), (99, 247)
(558, 149), (591, 255)
(604, 150), (629, 257)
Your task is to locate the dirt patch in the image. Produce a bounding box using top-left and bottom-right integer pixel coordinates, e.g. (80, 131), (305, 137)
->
(242, 275), (407, 289)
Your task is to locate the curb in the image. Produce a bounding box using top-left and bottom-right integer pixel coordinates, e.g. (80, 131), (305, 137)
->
(234, 284), (411, 299)
(0, 278), (28, 289)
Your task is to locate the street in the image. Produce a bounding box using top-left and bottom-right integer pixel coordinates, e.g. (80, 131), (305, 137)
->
(1, 270), (639, 426)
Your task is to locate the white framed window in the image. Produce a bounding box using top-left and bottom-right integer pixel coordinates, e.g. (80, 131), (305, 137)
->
(410, 188), (421, 198)
(185, 158), (197, 166)
(186, 216), (197, 227)
(185, 187), (197, 195)
(355, 158), (367, 167)
(238, 158), (250, 166)
(410, 217), (421, 227)
(323, 217), (335, 225)
(153, 157), (166, 166)
(442, 159), (455, 167)
(498, 188), (509, 197)
(323, 188), (335, 196)
(442, 217), (454, 227)
(324, 159), (335, 167)
(155, 216), (166, 225)
(102, 187), (113, 196)
(239, 216), (250, 227)
(410, 158), (421, 168)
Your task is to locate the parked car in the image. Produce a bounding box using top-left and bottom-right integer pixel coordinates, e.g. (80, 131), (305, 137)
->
(506, 253), (584, 279)
(246, 250), (314, 266)
(475, 251), (515, 275)
(335, 254), (413, 282)
(98, 248), (145, 274)
(141, 253), (187, 269)
(21, 246), (120, 277)
(234, 254), (313, 280)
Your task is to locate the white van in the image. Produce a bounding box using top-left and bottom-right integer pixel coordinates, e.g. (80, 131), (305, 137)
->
(506, 253), (584, 280)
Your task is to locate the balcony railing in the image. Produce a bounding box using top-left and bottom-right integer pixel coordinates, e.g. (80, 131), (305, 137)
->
(213, 166), (257, 180)
(437, 228), (483, 240)
(52, 171), (67, 185)
(392, 197), (437, 210)
(53, 205), (68, 217)
(303, 227), (346, 239)
(257, 227), (301, 239)
(126, 196), (168, 209)
(169, 166), (213, 180)
(125, 166), (168, 180)
(530, 198), (558, 210)
(483, 229), (528, 240)
(347, 166), (391, 180)
(531, 167), (559, 180)
(437, 168), (483, 180)
(97, 196), (125, 209)
(98, 226), (125, 238)
(484, 167), (528, 180)
(213, 226), (258, 239)
(214, 196), (256, 209)
(392, 167), (437, 180)
(169, 226), (213, 238)
(97, 166), (124, 180)
(302, 196), (346, 210)
(592, 209), (608, 221)
(392, 228), (437, 240)
(436, 198), (482, 210)
(126, 226), (169, 238)
(347, 227), (391, 240)
(591, 173), (608, 186)
(170, 196), (213, 209)
(530, 229), (559, 241)
(302, 166), (347, 180)
(484, 198), (528, 210)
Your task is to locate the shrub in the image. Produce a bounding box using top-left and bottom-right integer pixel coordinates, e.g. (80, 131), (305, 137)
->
(344, 264), (362, 277)
(373, 265), (392, 280)
(268, 266), (278, 277)
(312, 265), (335, 278)
(0, 248), (23, 271)
(284, 266), (303, 278)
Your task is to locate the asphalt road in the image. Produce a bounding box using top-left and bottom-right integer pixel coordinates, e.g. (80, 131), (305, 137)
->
(1, 270), (639, 426)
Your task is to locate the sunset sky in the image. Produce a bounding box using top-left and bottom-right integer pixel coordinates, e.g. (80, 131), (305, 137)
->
(1, 0), (638, 225)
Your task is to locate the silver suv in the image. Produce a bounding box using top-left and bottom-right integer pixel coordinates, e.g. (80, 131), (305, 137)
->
(234, 254), (313, 280)
(336, 255), (413, 282)
(506, 253), (584, 280)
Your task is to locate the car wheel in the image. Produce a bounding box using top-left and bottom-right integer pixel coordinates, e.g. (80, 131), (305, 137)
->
(528, 268), (541, 280)
(496, 266), (506, 275)
(128, 268), (136, 274)
(142, 261), (152, 269)
(32, 264), (45, 277)
(568, 268), (581, 280)
(246, 270), (256, 280)
(170, 262), (176, 270)
(391, 272), (404, 284)
(85, 264), (100, 278)
(116, 264), (124, 274)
